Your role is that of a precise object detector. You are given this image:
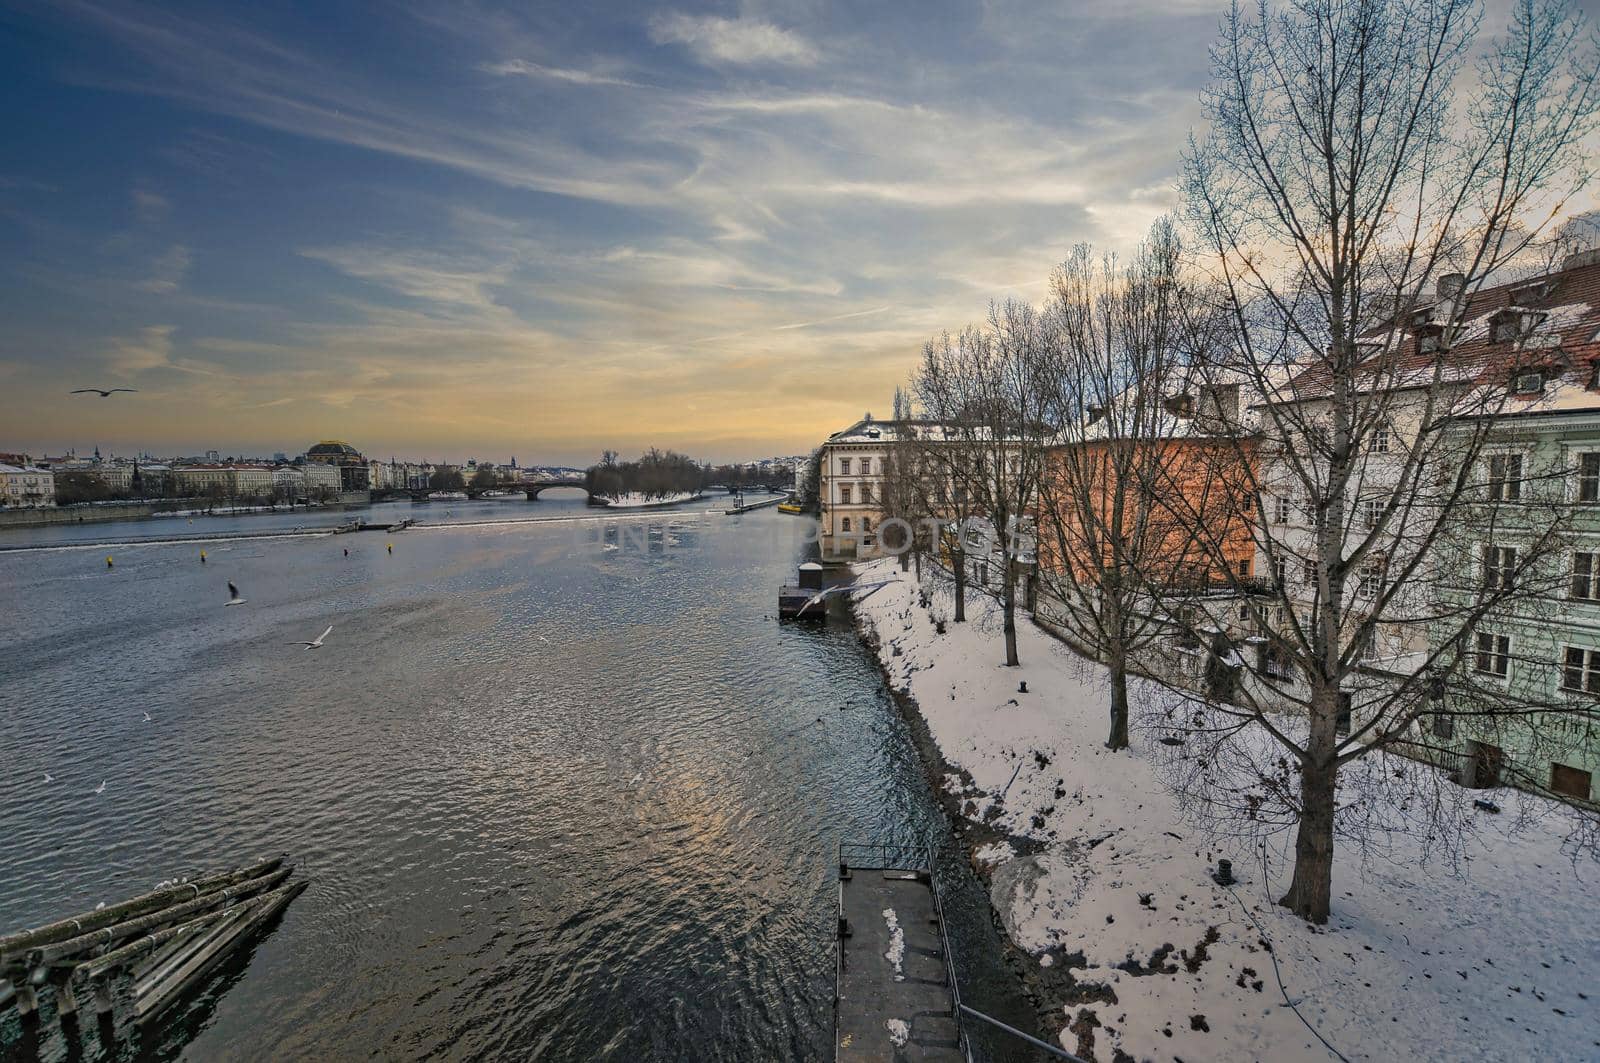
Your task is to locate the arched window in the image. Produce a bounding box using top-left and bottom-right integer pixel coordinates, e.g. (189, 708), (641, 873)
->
(841, 517), (852, 532)
(861, 518), (872, 532)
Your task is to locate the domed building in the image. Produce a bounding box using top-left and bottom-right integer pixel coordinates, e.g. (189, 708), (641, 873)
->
(304, 440), (370, 491)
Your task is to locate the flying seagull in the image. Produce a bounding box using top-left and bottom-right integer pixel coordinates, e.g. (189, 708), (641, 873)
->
(795, 579), (896, 617)
(42, 772), (53, 783)
(226, 581), (246, 606)
(69, 388), (138, 397)
(94, 781), (106, 795)
(289, 624), (334, 649)
(142, 711), (152, 722)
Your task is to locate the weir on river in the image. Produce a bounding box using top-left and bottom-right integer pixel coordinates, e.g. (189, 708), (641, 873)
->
(0, 504), (1042, 1060)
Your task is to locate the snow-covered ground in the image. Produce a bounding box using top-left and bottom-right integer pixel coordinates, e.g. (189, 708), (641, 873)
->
(850, 558), (1600, 1062)
(602, 491), (700, 508)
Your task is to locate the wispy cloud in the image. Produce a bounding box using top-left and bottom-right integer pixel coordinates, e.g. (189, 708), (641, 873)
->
(480, 58), (643, 88)
(139, 244), (191, 294)
(648, 13), (818, 67)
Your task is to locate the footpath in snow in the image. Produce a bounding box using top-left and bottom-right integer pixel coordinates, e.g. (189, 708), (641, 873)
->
(849, 558), (1599, 1062)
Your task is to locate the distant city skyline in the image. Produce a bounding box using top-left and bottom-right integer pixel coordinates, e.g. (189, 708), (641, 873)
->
(0, 0), (1238, 466)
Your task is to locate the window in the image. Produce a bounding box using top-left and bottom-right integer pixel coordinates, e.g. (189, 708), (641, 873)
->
(1487, 453), (1523, 501)
(839, 485), (851, 504)
(1550, 763), (1593, 801)
(1363, 499), (1383, 529)
(860, 483), (873, 504)
(1418, 333), (1440, 353)
(1475, 631), (1510, 677)
(1303, 560), (1316, 584)
(1481, 545), (1516, 591)
(1272, 496), (1291, 524)
(1431, 712), (1455, 740)
(1355, 624), (1378, 660)
(1579, 453), (1600, 503)
(861, 517), (872, 533)
(1371, 427), (1391, 453)
(1357, 560), (1382, 597)
(1236, 558), (1251, 578)
(1512, 369), (1543, 393)
(1572, 552), (1600, 600)
(839, 458), (851, 475)
(1562, 646), (1600, 694)
(1274, 559), (1287, 585)
(859, 458), (871, 475)
(841, 517), (852, 532)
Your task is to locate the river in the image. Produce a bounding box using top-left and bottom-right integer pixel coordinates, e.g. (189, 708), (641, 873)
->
(0, 502), (1041, 1061)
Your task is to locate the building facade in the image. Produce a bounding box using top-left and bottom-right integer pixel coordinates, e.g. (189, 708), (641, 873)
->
(0, 464), (55, 507)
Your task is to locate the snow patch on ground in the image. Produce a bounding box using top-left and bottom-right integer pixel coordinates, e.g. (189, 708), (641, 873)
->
(885, 1018), (910, 1046)
(601, 491), (699, 508)
(882, 907), (905, 981)
(851, 558), (1600, 1063)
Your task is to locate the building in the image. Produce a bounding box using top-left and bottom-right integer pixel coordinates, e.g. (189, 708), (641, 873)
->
(171, 464), (278, 499)
(1421, 250), (1600, 803)
(817, 417), (907, 560)
(304, 440), (370, 491)
(0, 464), (55, 508)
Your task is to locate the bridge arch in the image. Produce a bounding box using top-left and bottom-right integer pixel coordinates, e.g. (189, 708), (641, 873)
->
(523, 482), (593, 502)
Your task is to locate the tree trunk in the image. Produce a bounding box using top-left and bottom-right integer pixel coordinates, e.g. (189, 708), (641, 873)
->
(1106, 648), (1130, 751)
(1002, 561), (1020, 666)
(952, 549), (966, 622)
(1279, 684), (1339, 923)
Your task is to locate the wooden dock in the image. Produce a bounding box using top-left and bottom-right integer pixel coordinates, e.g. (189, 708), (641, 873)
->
(726, 494), (791, 514)
(0, 858), (307, 1049)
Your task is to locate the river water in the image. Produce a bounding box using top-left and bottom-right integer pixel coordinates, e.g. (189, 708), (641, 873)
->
(0, 500), (1039, 1061)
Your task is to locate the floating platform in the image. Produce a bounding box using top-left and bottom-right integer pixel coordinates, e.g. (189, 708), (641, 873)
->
(834, 842), (964, 1062)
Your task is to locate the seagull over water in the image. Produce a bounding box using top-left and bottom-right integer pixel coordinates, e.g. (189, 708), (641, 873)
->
(795, 580), (896, 617)
(69, 387), (137, 398)
(289, 624), (333, 649)
(142, 711), (152, 722)
(93, 781), (106, 795)
(42, 772), (53, 783)
(226, 581), (246, 606)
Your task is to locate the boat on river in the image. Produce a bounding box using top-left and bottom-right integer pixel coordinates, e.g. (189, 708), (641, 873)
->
(332, 519), (361, 534)
(777, 501), (804, 514)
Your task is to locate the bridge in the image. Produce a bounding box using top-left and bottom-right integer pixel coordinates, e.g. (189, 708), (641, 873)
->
(513, 480), (595, 502)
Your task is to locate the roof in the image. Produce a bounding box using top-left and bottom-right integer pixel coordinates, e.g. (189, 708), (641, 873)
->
(0, 463), (49, 474)
(1276, 251), (1600, 411)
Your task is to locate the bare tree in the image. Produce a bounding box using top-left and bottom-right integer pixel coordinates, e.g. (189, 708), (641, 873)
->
(1034, 220), (1249, 750)
(914, 302), (1051, 665)
(1168, 0), (1600, 922)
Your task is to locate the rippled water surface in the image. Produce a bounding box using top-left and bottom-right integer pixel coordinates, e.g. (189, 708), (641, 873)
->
(0, 505), (1037, 1061)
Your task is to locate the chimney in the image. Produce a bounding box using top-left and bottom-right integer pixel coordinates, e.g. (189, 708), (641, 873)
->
(1436, 273), (1465, 300)
(1560, 248), (1600, 272)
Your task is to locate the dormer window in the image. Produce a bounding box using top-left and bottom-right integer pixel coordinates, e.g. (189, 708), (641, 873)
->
(1163, 394), (1194, 417)
(1491, 308), (1546, 344)
(1512, 370), (1544, 395)
(1510, 280), (1552, 307)
(1415, 322), (1443, 353)
(1412, 305), (1437, 327)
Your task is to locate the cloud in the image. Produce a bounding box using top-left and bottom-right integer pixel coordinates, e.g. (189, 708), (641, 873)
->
(139, 244), (191, 294)
(131, 187), (170, 224)
(648, 13), (818, 66)
(480, 59), (643, 88)
(103, 325), (176, 374)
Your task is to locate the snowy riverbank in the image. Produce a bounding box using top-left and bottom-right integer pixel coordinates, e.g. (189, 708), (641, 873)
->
(849, 558), (1599, 1062)
(601, 491), (702, 509)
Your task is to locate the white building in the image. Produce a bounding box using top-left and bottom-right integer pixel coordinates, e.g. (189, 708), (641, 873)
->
(0, 464), (55, 508)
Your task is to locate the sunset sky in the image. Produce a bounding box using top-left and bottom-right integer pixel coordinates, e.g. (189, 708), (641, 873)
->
(1, 0), (1568, 466)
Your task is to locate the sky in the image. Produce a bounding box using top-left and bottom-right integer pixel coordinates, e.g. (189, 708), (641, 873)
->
(1, 0), (1589, 467)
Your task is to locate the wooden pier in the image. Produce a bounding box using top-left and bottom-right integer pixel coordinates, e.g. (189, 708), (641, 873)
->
(0, 858), (307, 1050)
